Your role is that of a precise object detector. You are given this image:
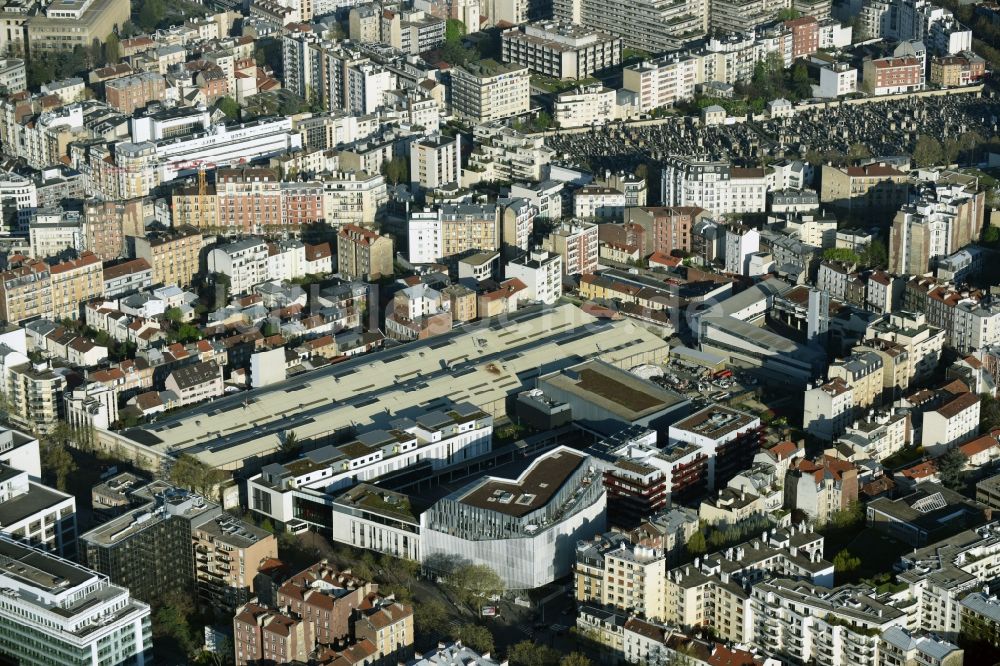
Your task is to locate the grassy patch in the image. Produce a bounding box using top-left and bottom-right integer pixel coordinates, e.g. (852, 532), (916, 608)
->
(882, 446), (925, 470)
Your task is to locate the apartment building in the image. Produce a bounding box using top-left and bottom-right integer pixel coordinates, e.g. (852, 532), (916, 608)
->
(505, 249), (562, 304)
(501, 21), (621, 80)
(468, 123), (555, 182)
(828, 351), (885, 409)
(710, 0), (789, 34)
(930, 52), (986, 86)
(82, 197), (146, 261)
(622, 54), (699, 113)
(207, 238), (270, 296)
(81, 480), (274, 609)
(0, 462), (76, 557)
(898, 523), (1000, 638)
(215, 167), (282, 234)
(863, 56), (925, 94)
(164, 360), (224, 407)
(192, 512), (277, 612)
(103, 258), (153, 298)
(890, 183), (985, 276)
(132, 225), (203, 289)
(574, 186), (627, 219)
(751, 579), (906, 665)
(554, 84), (617, 128)
(451, 60), (530, 123)
(803, 377), (854, 441)
(234, 564), (412, 666)
(575, 532), (667, 622)
(408, 204), (501, 264)
(820, 163), (911, 213)
(923, 390), (980, 456)
(49, 252), (103, 321)
(410, 134), (461, 190)
(0, 259), (51, 324)
(666, 529), (830, 636)
(554, 0), (707, 53)
(6, 361), (67, 434)
(661, 158), (767, 217)
(541, 220), (599, 275)
(0, 536), (151, 665)
(104, 72), (166, 115)
(866, 310), (945, 385)
(785, 455), (858, 524)
(668, 405), (763, 490)
(336, 224), (393, 280)
(248, 405), (493, 528)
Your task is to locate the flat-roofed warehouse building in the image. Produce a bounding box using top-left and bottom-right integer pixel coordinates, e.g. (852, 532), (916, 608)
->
(421, 446), (606, 589)
(536, 359), (689, 436)
(101, 304), (671, 472)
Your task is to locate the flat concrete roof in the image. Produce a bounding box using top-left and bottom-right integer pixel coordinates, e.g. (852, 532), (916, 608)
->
(459, 448), (586, 517)
(114, 304), (670, 470)
(539, 359), (685, 422)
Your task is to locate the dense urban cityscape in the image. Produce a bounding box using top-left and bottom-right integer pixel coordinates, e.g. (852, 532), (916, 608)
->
(0, 0), (998, 662)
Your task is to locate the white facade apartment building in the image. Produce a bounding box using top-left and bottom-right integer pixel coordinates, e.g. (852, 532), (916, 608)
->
(319, 171), (388, 226)
(621, 54), (699, 112)
(207, 238), (270, 296)
(0, 465), (76, 557)
(0, 536), (152, 666)
(751, 579), (906, 666)
(505, 250), (562, 305)
(501, 20), (621, 80)
(803, 378), (854, 441)
(0, 172), (36, 231)
(248, 404), (493, 527)
(347, 62), (395, 115)
(818, 62), (858, 98)
(451, 61), (530, 123)
(897, 522), (1000, 638)
(723, 225), (760, 276)
(410, 134), (461, 190)
(554, 0), (707, 53)
(554, 84), (616, 128)
(408, 204), (501, 264)
(922, 391), (980, 456)
(510, 180), (563, 220)
(661, 158), (767, 217)
(468, 123), (555, 183)
(951, 300), (1000, 354)
(574, 186), (626, 219)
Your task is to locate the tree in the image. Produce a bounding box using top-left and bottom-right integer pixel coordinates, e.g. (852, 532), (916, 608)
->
(634, 164), (649, 182)
(981, 393), (1000, 432)
(508, 641), (560, 666)
(560, 654), (592, 666)
(216, 97), (240, 120)
(454, 624), (494, 655)
(153, 591), (197, 655)
(445, 563), (505, 609)
(833, 550), (861, 574)
(791, 63), (811, 99)
(281, 430), (301, 458)
(828, 501), (863, 529)
(138, 0), (167, 32)
(445, 18), (466, 43)
(381, 156), (409, 186)
(105, 32), (121, 64)
(938, 448), (967, 491)
(859, 239), (888, 269)
(913, 135), (944, 167)
(41, 428), (77, 492)
(532, 111), (552, 131)
(414, 600), (450, 638)
(822, 247), (860, 263)
(848, 142), (872, 163)
(984, 225), (1000, 245)
(170, 454), (227, 498)
(164, 307), (184, 325)
(686, 530), (706, 556)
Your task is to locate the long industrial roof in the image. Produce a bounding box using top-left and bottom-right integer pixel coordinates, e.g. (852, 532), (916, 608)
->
(113, 304), (670, 470)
